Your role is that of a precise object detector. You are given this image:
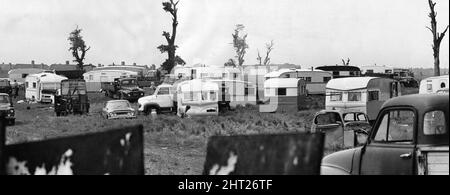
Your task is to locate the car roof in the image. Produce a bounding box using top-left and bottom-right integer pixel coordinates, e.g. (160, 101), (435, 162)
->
(382, 94), (449, 111)
(0, 93), (9, 96)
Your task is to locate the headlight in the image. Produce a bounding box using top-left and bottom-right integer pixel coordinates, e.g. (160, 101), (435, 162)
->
(9, 109), (14, 113)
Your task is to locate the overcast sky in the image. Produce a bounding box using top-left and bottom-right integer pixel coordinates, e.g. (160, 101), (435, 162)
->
(0, 0), (448, 69)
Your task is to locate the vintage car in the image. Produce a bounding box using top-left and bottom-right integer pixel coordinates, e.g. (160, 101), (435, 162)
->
(321, 94), (449, 175)
(102, 100), (137, 120)
(0, 93), (15, 125)
(311, 110), (371, 149)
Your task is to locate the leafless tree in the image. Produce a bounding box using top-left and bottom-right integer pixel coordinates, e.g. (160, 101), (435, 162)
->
(228, 24), (249, 67)
(427, 0), (449, 76)
(342, 58), (350, 66)
(257, 40), (274, 66)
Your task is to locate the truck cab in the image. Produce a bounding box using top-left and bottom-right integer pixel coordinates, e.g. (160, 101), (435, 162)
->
(0, 93), (15, 125)
(102, 78), (145, 102)
(321, 94), (449, 175)
(137, 84), (176, 114)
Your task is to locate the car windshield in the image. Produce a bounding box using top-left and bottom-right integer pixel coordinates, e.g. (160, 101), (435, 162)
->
(0, 95), (10, 104)
(121, 79), (137, 86)
(106, 101), (130, 110)
(0, 81), (9, 87)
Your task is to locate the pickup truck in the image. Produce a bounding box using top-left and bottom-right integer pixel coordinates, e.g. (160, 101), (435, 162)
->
(321, 94), (449, 175)
(137, 83), (177, 114)
(102, 78), (145, 102)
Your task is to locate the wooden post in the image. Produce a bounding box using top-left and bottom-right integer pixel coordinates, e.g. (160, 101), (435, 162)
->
(0, 116), (6, 175)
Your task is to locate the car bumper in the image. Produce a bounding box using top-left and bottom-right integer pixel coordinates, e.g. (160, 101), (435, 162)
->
(107, 115), (137, 120)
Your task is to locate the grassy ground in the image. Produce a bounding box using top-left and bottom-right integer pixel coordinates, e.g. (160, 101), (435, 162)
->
(7, 92), (320, 175)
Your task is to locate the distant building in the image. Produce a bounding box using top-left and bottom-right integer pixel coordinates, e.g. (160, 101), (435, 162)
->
(14, 60), (49, 70)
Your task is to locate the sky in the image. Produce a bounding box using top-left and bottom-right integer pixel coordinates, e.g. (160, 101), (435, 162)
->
(0, 0), (448, 69)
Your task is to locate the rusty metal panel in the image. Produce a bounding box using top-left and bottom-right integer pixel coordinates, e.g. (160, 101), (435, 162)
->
(2, 125), (144, 175)
(203, 133), (325, 175)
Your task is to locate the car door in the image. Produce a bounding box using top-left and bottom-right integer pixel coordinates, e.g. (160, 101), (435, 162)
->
(155, 87), (172, 108)
(359, 108), (416, 175)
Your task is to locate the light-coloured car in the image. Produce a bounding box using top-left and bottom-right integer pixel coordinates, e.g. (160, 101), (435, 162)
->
(102, 100), (136, 119)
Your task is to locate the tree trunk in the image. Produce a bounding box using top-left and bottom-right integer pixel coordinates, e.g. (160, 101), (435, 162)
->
(434, 49), (440, 76)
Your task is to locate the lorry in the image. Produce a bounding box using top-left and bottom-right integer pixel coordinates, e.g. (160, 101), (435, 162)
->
(321, 94), (449, 175)
(0, 79), (12, 95)
(101, 78), (145, 102)
(54, 79), (90, 116)
(0, 93), (15, 125)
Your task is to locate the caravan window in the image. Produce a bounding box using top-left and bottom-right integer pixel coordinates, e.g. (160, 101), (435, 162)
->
(348, 92), (362, 102)
(210, 92), (217, 101)
(368, 91), (379, 101)
(25, 82), (29, 88)
(32, 82), (37, 88)
(89, 75), (94, 81)
(323, 77), (331, 83)
(22, 74), (28, 78)
(276, 88), (287, 96)
(330, 92), (342, 101)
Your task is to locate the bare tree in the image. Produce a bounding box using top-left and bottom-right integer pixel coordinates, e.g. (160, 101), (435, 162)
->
(228, 24), (249, 67)
(158, 0), (185, 74)
(257, 40), (274, 66)
(341, 58), (350, 66)
(68, 26), (90, 73)
(263, 40), (274, 65)
(427, 0), (449, 76)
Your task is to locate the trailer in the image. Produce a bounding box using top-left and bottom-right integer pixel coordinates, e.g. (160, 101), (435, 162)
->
(176, 79), (220, 117)
(265, 69), (332, 95)
(25, 73), (68, 103)
(325, 77), (401, 123)
(419, 75), (449, 94)
(259, 78), (307, 113)
(83, 69), (139, 92)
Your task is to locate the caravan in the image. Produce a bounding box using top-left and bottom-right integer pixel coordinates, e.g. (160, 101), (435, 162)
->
(176, 79), (219, 117)
(265, 69), (332, 95)
(259, 78), (307, 113)
(419, 75), (449, 94)
(83, 70), (139, 92)
(25, 73), (68, 103)
(325, 77), (401, 123)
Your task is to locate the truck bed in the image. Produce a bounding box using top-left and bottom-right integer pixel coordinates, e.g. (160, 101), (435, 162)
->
(417, 146), (449, 175)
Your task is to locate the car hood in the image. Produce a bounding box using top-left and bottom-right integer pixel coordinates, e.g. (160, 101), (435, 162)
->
(138, 95), (156, 104)
(321, 147), (361, 174)
(106, 108), (135, 113)
(121, 86), (143, 92)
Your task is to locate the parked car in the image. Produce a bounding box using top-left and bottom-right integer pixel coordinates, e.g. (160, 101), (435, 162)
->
(311, 110), (371, 149)
(0, 93), (15, 125)
(321, 94), (449, 175)
(102, 100), (136, 119)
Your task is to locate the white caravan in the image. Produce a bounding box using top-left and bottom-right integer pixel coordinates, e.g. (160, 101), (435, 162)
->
(83, 69), (139, 92)
(25, 73), (68, 103)
(208, 79), (257, 109)
(259, 78), (307, 113)
(325, 77), (401, 122)
(419, 75), (449, 94)
(265, 69), (332, 95)
(176, 79), (219, 117)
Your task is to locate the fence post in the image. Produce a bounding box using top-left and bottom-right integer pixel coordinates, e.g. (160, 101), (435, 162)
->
(0, 116), (6, 175)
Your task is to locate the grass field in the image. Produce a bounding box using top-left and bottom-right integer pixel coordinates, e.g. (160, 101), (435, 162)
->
(6, 92), (321, 175)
